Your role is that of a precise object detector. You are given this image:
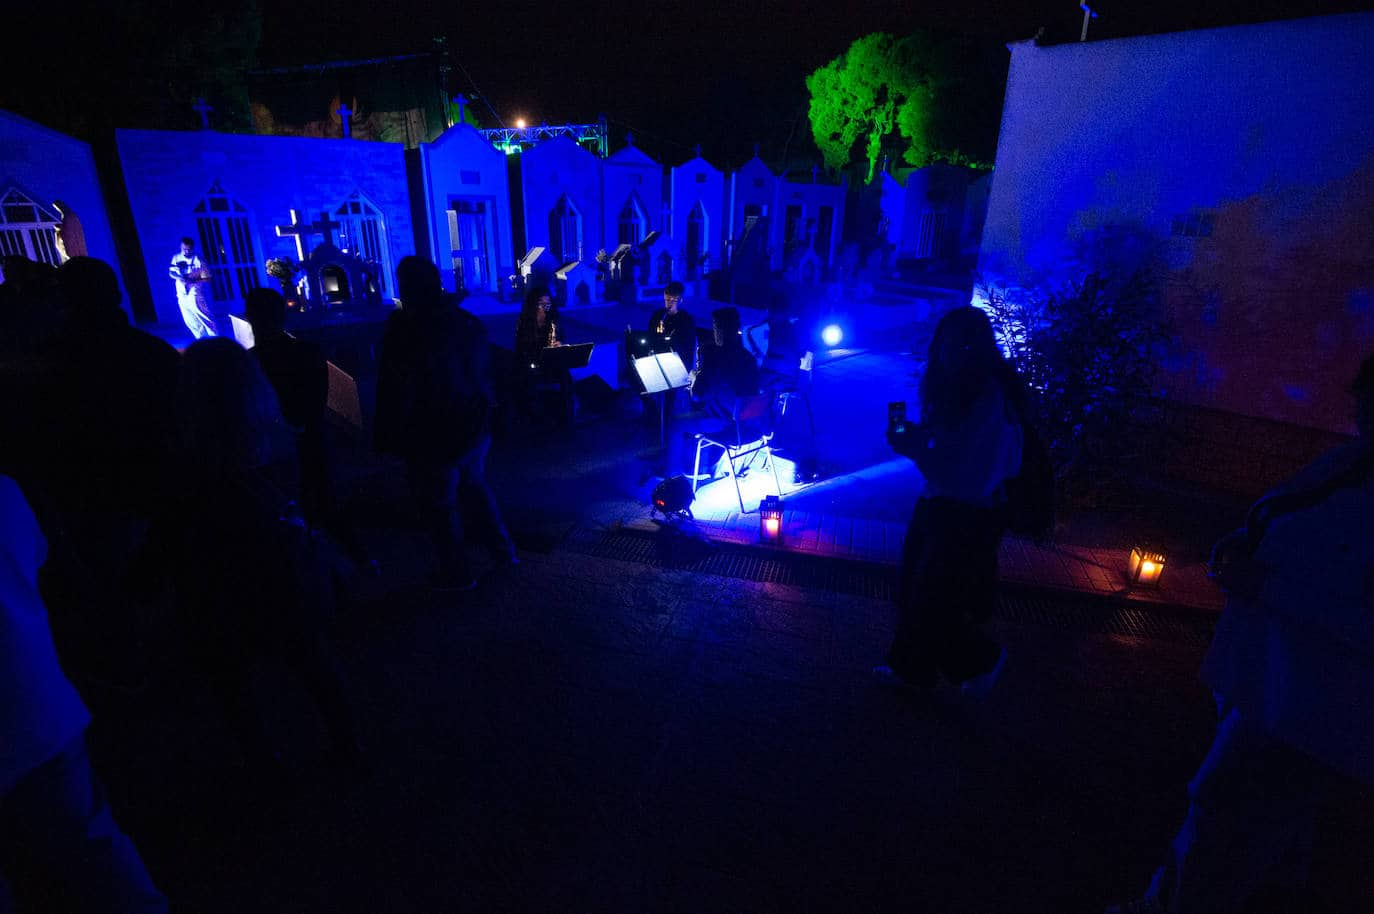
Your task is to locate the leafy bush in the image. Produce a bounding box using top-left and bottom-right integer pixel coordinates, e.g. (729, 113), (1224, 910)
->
(981, 269), (1169, 501)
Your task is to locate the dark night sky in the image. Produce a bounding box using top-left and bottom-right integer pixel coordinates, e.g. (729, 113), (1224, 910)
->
(253, 0), (1374, 163)
(5, 0), (1374, 165)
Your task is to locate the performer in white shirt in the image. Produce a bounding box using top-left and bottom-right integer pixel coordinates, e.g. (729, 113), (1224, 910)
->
(168, 236), (217, 339)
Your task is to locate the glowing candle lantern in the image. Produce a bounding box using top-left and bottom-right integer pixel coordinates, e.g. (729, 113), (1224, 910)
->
(760, 495), (784, 544)
(1127, 546), (1167, 587)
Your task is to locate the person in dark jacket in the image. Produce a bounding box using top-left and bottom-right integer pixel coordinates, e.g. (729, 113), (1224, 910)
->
(376, 257), (516, 588)
(15, 258), (182, 689)
(157, 338), (360, 770)
(245, 289), (329, 512)
(0, 475), (168, 914)
(875, 306), (1026, 695)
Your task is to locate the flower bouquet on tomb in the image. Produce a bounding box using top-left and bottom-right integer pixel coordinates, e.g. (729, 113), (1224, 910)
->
(265, 257), (305, 310)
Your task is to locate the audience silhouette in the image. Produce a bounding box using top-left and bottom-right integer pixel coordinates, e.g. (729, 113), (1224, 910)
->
(0, 474), (168, 913)
(148, 338), (361, 771)
(376, 256), (516, 589)
(1109, 352), (1374, 914)
(876, 306), (1028, 694)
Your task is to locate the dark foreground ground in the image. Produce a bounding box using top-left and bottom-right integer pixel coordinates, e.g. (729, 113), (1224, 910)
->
(75, 524), (1374, 912)
(14, 383), (1373, 913)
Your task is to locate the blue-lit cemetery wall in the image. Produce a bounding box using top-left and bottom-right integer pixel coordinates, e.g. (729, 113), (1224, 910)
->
(668, 153), (727, 288)
(518, 136), (604, 268)
(0, 111), (127, 317)
(116, 129), (415, 326)
(777, 175), (846, 273)
(600, 141), (663, 279)
(414, 123), (515, 294)
(728, 156), (781, 270)
(978, 13), (1374, 433)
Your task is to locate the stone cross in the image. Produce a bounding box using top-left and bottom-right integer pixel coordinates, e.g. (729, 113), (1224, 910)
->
(192, 98), (213, 130)
(337, 103), (352, 139)
(275, 209), (315, 261)
(811, 164), (819, 184)
(626, 131), (635, 146)
(694, 143), (702, 159)
(753, 142), (760, 159)
(275, 210), (343, 260)
(313, 210), (341, 247)
(454, 93), (466, 124)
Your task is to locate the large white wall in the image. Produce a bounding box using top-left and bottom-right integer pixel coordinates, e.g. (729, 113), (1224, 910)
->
(978, 12), (1374, 431)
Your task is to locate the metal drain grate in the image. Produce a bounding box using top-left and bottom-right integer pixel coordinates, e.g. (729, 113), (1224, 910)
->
(562, 526), (1217, 645)
(994, 589), (1216, 648)
(564, 526), (898, 600)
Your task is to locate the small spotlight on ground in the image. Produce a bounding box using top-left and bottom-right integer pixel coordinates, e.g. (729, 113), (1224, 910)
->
(821, 324), (843, 347)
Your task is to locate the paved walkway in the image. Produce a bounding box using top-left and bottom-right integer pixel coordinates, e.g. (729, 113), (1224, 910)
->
(630, 503), (1226, 612)
(79, 527), (1371, 913)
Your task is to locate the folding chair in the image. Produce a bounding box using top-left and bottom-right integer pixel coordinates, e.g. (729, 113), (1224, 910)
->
(691, 392), (783, 513)
(768, 358), (815, 444)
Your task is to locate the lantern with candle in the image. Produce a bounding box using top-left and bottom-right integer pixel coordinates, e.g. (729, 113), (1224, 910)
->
(760, 495), (784, 544)
(1127, 545), (1167, 587)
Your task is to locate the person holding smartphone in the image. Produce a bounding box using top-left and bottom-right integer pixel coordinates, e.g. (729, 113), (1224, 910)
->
(875, 306), (1026, 694)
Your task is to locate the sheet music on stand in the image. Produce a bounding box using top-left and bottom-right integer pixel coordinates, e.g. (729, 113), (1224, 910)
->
(633, 352), (691, 394)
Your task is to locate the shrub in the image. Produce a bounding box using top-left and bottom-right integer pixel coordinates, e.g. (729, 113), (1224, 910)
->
(981, 269), (1169, 501)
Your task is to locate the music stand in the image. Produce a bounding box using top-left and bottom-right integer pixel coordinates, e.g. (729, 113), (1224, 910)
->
(517, 246), (545, 279)
(625, 328), (672, 362)
(633, 351), (692, 452)
(537, 342), (593, 372)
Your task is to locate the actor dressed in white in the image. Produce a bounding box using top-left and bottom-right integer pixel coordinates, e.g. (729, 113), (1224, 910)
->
(169, 236), (217, 339)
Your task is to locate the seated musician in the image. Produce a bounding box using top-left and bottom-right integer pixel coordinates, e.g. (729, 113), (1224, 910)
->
(647, 281), (696, 372)
(513, 285), (572, 425)
(667, 307), (761, 475)
(747, 293), (804, 386)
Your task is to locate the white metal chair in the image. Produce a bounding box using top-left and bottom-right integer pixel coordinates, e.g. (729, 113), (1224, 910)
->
(691, 392), (783, 513)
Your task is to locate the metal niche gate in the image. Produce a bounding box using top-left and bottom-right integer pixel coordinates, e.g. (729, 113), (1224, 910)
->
(334, 191), (393, 298)
(193, 181), (260, 306)
(0, 188), (62, 266)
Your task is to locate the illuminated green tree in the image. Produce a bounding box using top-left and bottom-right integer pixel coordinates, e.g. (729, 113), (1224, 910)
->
(807, 31), (993, 182)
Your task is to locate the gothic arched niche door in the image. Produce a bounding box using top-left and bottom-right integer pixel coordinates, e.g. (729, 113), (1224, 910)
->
(686, 201), (706, 280)
(617, 192), (648, 247)
(548, 194), (582, 265)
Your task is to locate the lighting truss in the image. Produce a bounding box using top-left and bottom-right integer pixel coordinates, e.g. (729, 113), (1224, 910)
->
(479, 122), (609, 157)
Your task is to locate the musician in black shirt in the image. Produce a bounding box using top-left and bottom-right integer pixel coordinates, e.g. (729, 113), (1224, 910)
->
(647, 281), (696, 371)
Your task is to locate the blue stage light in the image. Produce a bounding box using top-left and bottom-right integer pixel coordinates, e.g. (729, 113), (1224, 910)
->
(821, 324), (843, 347)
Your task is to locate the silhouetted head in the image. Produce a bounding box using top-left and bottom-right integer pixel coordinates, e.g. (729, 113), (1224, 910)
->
(396, 256), (443, 312)
(663, 281), (685, 314)
(711, 306), (742, 348)
(177, 338), (286, 475)
(0, 256), (58, 300)
(56, 256), (125, 321)
(921, 306), (1011, 424)
(180, 236), (195, 256)
(244, 287), (287, 339)
(522, 284), (553, 326)
(1353, 352), (1374, 439)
